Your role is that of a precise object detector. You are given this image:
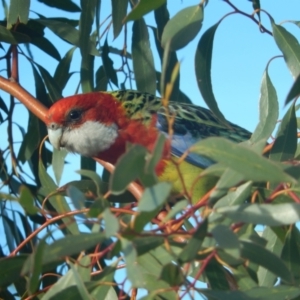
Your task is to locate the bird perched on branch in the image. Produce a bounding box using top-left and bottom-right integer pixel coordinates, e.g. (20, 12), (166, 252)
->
(46, 90), (251, 202)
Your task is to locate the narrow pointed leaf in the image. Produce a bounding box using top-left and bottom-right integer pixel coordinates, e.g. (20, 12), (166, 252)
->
(257, 227), (283, 286)
(37, 64), (62, 102)
(0, 256), (28, 287)
(211, 225), (240, 258)
(37, 0), (81, 12)
(39, 161), (80, 235)
(162, 4), (203, 50)
(251, 69), (278, 142)
(285, 74), (300, 105)
(272, 21), (300, 78)
(41, 233), (107, 265)
(67, 185), (86, 210)
(132, 19), (156, 94)
(79, 0), (96, 92)
(138, 182), (172, 212)
(195, 22), (226, 123)
(251, 0), (260, 21)
(36, 18), (99, 56)
(121, 238), (145, 287)
(191, 137), (296, 183)
(111, 0), (128, 38)
(52, 148), (68, 185)
(178, 218), (208, 263)
(103, 208), (119, 237)
(270, 104), (297, 162)
(110, 145), (147, 194)
(241, 241), (292, 283)
(281, 226), (300, 283)
(31, 36), (61, 61)
(18, 186), (39, 215)
(125, 0), (165, 22)
(54, 47), (76, 90)
(217, 203), (300, 226)
(204, 259), (231, 290)
(102, 39), (118, 87)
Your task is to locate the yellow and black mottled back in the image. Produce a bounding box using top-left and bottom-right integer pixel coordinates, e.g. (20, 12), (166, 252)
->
(109, 90), (251, 143)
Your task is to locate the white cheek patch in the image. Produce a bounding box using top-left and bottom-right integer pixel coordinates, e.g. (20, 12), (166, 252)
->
(61, 121), (118, 157)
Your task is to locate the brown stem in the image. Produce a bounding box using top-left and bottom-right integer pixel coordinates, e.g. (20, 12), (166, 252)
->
(0, 76), (48, 123)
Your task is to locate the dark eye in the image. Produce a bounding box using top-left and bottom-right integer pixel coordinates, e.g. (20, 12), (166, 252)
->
(68, 110), (82, 121)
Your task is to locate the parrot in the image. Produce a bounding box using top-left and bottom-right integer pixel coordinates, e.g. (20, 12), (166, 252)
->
(46, 90), (251, 202)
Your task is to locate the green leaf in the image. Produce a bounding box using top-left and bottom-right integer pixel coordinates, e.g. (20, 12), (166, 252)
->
(18, 185), (39, 215)
(281, 226), (300, 283)
(54, 47), (76, 91)
(163, 199), (188, 222)
(204, 259), (231, 290)
(0, 96), (8, 114)
(37, 0), (81, 12)
(191, 137), (296, 183)
(132, 18), (156, 94)
(37, 64), (62, 102)
(121, 238), (145, 287)
(36, 18), (99, 56)
(76, 169), (103, 196)
(160, 263), (184, 286)
(0, 25), (30, 44)
(134, 236), (164, 256)
(138, 182), (172, 212)
(103, 208), (119, 237)
(161, 4), (203, 50)
(27, 238), (46, 294)
(257, 226), (283, 286)
(195, 22), (227, 124)
(251, 0), (260, 21)
(251, 69), (278, 143)
(209, 169), (246, 204)
(68, 260), (91, 299)
(67, 185), (86, 210)
(270, 104), (297, 162)
(272, 21), (300, 78)
(79, 0), (96, 93)
(7, 0), (30, 28)
(0, 255), (28, 287)
(241, 240), (293, 283)
(203, 286), (300, 300)
(109, 145), (147, 194)
(139, 274), (177, 299)
(132, 211), (158, 233)
(31, 63), (52, 106)
(178, 218), (207, 263)
(125, 0), (165, 22)
(52, 148), (68, 185)
(30, 36), (61, 61)
(18, 113), (41, 163)
(285, 74), (300, 106)
(88, 197), (108, 218)
(211, 225), (240, 259)
(217, 203), (300, 226)
(41, 233), (107, 266)
(39, 160), (80, 235)
(95, 65), (108, 91)
(102, 38), (118, 87)
(111, 0), (128, 38)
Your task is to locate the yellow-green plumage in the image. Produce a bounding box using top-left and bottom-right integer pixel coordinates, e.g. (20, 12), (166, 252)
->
(105, 90), (251, 202)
